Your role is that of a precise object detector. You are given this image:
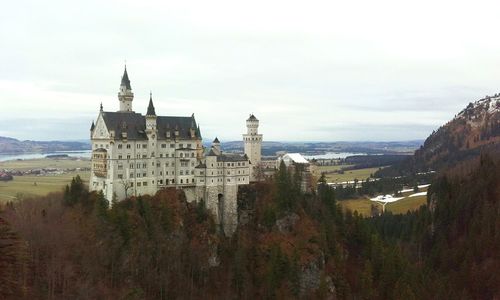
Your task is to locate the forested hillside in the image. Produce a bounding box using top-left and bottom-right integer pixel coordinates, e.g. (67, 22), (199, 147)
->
(1, 156), (498, 299)
(377, 96), (499, 177)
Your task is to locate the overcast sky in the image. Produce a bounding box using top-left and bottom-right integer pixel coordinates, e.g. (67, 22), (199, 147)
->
(1, 0), (500, 142)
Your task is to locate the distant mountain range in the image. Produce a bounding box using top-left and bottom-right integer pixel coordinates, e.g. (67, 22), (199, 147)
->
(378, 95), (500, 176)
(210, 140), (423, 156)
(0, 136), (91, 154)
(1, 135), (422, 156)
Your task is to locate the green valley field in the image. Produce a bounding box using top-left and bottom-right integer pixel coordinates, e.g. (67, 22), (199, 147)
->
(0, 158), (90, 202)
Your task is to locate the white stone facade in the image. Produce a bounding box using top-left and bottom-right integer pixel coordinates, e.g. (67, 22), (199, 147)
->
(243, 114), (263, 181)
(90, 68), (260, 236)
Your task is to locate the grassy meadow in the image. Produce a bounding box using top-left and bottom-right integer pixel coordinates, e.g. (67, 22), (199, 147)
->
(323, 167), (381, 183)
(0, 158), (90, 203)
(338, 188), (429, 216)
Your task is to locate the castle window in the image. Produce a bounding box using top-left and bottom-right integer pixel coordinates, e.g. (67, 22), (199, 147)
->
(170, 144), (175, 148)
(192, 178), (195, 183)
(130, 182), (134, 187)
(143, 172), (146, 177)
(142, 144), (147, 148)
(137, 163), (140, 168)
(161, 144), (166, 148)
(165, 162), (169, 167)
(118, 155), (122, 159)
(126, 144), (131, 149)
(152, 171), (154, 175)
(156, 162), (160, 167)
(180, 170), (184, 175)
(152, 162), (155, 166)
(118, 164), (123, 170)
(160, 171), (162, 175)
(142, 155), (147, 158)
(180, 179), (183, 184)
(130, 172), (134, 177)
(180, 153), (184, 158)
(137, 182), (141, 187)
(143, 181), (147, 186)
(137, 173), (141, 178)
(179, 143), (184, 148)
(160, 154), (163, 158)
(117, 174), (123, 179)
(127, 155), (131, 159)
(130, 163), (133, 168)
(151, 152), (155, 157)
(159, 179), (163, 184)
(191, 170), (194, 175)
(137, 144), (140, 149)
(191, 152), (195, 157)
(118, 144), (122, 149)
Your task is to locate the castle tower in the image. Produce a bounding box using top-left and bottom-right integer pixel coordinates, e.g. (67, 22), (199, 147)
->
(145, 92), (158, 194)
(145, 92), (157, 132)
(118, 66), (134, 112)
(212, 137), (221, 155)
(243, 114), (262, 181)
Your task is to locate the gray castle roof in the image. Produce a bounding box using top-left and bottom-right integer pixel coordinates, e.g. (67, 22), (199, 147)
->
(121, 67), (132, 90)
(100, 111), (201, 140)
(146, 94), (156, 116)
(216, 153), (248, 162)
(247, 114), (258, 121)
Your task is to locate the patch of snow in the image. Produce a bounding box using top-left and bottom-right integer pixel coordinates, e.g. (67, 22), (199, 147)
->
(409, 191), (427, 197)
(370, 195), (405, 203)
(417, 184), (430, 188)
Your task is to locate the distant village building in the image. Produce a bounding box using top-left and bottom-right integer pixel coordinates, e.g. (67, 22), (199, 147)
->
(277, 153), (314, 193)
(89, 67), (265, 235)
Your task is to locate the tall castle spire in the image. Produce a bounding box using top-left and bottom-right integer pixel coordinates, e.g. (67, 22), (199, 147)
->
(146, 92), (156, 116)
(118, 65), (134, 112)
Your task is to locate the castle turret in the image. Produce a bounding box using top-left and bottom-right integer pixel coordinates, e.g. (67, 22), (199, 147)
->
(243, 114), (262, 181)
(145, 92), (157, 132)
(212, 137), (221, 155)
(118, 66), (134, 112)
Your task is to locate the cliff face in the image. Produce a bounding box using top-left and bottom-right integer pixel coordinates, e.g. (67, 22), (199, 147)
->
(379, 95), (500, 176)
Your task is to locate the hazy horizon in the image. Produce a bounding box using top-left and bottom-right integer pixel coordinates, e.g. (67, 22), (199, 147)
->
(2, 0), (500, 141)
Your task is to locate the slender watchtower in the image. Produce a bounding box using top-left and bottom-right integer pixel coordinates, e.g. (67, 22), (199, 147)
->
(118, 66), (134, 112)
(243, 114), (262, 181)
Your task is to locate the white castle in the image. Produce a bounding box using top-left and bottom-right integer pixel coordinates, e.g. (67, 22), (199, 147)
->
(89, 67), (263, 235)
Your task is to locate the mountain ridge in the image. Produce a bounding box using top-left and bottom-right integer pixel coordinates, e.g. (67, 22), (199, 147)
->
(377, 95), (500, 176)
(0, 136), (90, 154)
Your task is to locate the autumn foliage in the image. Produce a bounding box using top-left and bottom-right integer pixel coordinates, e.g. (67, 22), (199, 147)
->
(0, 155), (499, 299)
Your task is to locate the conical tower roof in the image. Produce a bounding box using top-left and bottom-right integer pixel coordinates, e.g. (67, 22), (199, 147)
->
(121, 66), (132, 90)
(146, 92), (156, 116)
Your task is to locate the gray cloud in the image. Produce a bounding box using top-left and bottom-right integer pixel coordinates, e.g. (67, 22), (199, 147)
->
(1, 0), (500, 142)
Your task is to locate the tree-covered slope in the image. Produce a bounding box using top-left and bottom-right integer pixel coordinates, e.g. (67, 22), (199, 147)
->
(377, 95), (499, 177)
